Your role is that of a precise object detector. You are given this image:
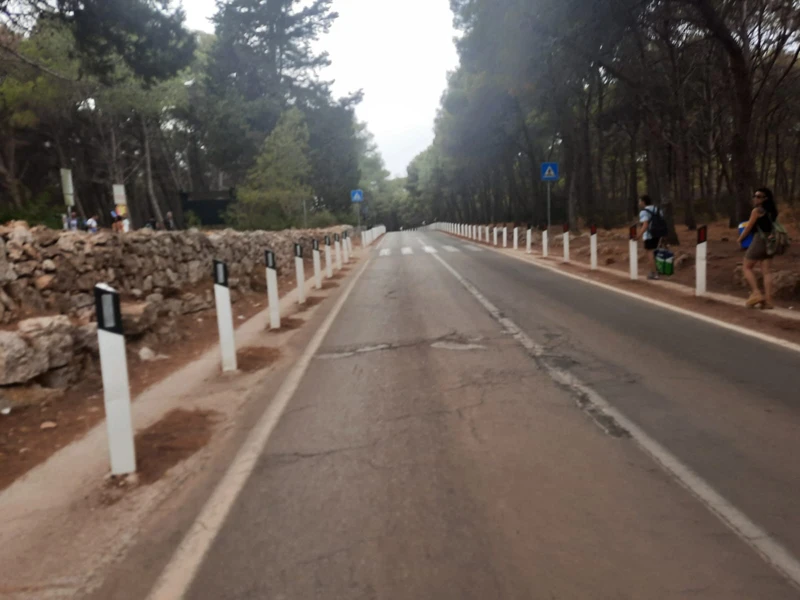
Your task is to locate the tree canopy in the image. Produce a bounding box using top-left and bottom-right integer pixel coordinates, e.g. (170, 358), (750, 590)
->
(0, 0), (392, 230)
(406, 0), (800, 237)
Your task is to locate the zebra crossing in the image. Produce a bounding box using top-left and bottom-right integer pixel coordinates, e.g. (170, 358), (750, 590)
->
(375, 244), (483, 258)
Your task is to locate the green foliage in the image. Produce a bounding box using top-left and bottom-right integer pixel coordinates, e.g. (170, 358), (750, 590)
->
(307, 210), (338, 229)
(184, 210), (202, 229)
(228, 108), (314, 230)
(0, 191), (63, 229)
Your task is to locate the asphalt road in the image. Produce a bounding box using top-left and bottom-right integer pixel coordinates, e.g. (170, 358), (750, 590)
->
(183, 230), (800, 599)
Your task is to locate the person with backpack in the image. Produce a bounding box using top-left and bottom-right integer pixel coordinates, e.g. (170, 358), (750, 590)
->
(737, 187), (788, 310)
(637, 195), (668, 280)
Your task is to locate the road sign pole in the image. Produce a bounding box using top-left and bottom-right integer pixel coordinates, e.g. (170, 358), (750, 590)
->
(547, 182), (552, 230)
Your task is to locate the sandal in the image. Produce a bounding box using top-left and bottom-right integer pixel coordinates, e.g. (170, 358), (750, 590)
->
(761, 301), (775, 311)
(746, 293), (765, 308)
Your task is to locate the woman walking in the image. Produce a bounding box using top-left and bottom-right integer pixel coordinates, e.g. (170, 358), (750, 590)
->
(737, 187), (779, 309)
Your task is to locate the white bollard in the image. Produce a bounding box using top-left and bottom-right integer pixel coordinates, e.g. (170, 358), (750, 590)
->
(543, 229), (549, 258)
(343, 232), (350, 264)
(494, 227), (498, 246)
(629, 226), (639, 281)
(324, 235), (333, 279)
(294, 244), (306, 304)
(590, 225), (598, 270)
(213, 260), (238, 373)
(513, 227), (519, 250)
(313, 240), (322, 290)
(526, 227), (532, 254)
(478, 226), (483, 242)
(563, 225), (570, 263)
(485, 226), (490, 242)
(95, 284), (136, 475)
(335, 234), (343, 270)
(503, 227), (508, 248)
(347, 234), (354, 258)
(696, 226), (708, 296)
(265, 251), (280, 330)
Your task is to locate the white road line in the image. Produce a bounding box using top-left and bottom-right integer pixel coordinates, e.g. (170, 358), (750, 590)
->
(401, 247), (414, 255)
(146, 259), (373, 600)
(467, 239), (800, 355)
(466, 246), (483, 252)
(423, 246), (438, 254)
(430, 250), (800, 592)
(443, 245), (461, 253)
(379, 249), (391, 257)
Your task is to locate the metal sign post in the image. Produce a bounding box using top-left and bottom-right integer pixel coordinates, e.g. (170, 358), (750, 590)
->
(541, 163), (560, 230)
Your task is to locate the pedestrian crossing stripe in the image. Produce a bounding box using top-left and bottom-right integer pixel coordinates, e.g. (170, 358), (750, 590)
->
(443, 246), (460, 253)
(402, 247), (413, 255)
(379, 249), (391, 257)
(423, 246), (437, 254)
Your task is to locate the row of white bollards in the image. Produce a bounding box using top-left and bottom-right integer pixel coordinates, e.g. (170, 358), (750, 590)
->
(94, 230), (364, 477)
(445, 221), (710, 298)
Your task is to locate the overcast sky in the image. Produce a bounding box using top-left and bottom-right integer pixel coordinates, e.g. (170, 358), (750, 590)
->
(184, 0), (459, 178)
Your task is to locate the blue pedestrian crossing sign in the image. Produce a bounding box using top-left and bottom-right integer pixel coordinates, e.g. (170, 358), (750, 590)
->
(541, 163), (559, 182)
(351, 189), (364, 203)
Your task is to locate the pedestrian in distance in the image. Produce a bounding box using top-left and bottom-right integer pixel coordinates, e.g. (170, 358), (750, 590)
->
(737, 187), (786, 310)
(637, 195), (668, 280)
(164, 211), (177, 231)
(86, 214), (99, 233)
(68, 211), (79, 231)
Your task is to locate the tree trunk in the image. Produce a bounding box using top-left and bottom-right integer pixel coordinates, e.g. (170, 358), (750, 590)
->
(141, 114), (165, 225)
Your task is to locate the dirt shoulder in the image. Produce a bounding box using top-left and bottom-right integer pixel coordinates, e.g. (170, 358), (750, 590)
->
(0, 249), (369, 600)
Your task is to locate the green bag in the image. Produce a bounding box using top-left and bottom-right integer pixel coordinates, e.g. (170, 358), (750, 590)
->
(655, 248), (674, 276)
(760, 218), (790, 257)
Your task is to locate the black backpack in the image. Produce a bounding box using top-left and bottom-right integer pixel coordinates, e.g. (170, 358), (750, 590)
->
(647, 207), (668, 239)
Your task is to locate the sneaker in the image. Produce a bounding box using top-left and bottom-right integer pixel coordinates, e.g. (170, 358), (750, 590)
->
(647, 272), (660, 280)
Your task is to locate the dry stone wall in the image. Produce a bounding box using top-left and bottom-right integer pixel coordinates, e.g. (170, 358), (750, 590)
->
(0, 223), (351, 408)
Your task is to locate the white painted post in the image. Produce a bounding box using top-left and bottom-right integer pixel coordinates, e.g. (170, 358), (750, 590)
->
(312, 240), (322, 290)
(361, 231), (366, 248)
(324, 235), (333, 279)
(294, 244), (306, 304)
(590, 225), (598, 270)
(485, 226), (490, 242)
(696, 226), (708, 296)
(503, 227), (508, 248)
(95, 284), (136, 476)
(513, 227), (519, 250)
(213, 260), (238, 372)
(493, 227), (498, 246)
(629, 226), (639, 281)
(563, 224), (570, 263)
(343, 232), (350, 264)
(526, 227), (532, 254)
(265, 251), (280, 330)
(478, 226), (482, 242)
(543, 229), (549, 258)
(335, 234), (343, 270)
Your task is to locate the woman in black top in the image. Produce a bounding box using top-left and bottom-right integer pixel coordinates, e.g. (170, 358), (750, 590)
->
(737, 187), (778, 309)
